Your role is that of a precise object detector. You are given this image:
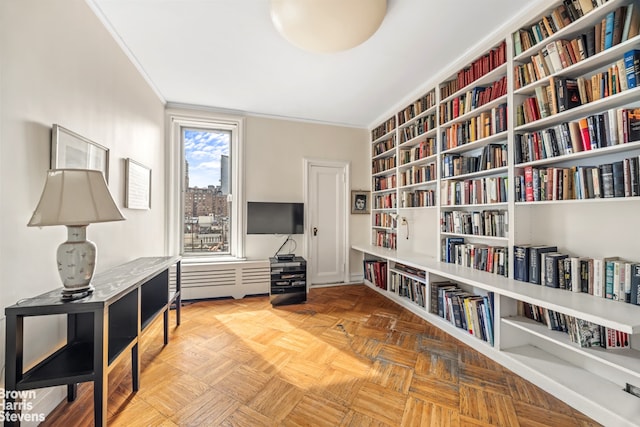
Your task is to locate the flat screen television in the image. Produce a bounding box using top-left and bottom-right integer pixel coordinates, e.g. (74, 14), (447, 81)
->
(247, 202), (304, 234)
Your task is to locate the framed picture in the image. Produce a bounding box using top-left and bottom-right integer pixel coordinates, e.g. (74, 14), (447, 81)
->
(125, 158), (151, 209)
(351, 190), (370, 214)
(51, 124), (110, 182)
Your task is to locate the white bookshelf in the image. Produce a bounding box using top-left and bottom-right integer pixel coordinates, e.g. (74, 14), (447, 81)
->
(362, 0), (640, 424)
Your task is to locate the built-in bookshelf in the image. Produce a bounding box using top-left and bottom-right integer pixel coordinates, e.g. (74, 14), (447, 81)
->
(371, 116), (398, 249)
(363, 1), (640, 425)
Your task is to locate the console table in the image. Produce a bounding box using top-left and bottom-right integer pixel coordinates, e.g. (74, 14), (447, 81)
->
(4, 256), (181, 427)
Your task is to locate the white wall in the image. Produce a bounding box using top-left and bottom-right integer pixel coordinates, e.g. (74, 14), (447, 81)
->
(244, 116), (369, 278)
(0, 0), (167, 402)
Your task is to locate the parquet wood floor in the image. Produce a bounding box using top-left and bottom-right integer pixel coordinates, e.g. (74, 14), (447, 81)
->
(42, 285), (601, 426)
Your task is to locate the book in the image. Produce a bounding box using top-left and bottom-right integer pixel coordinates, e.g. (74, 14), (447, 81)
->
(557, 78), (581, 112)
(612, 160), (625, 197)
(630, 263), (640, 305)
(603, 11), (615, 50)
(530, 245), (558, 285)
(544, 253), (569, 288)
(624, 49), (640, 89)
(578, 117), (592, 150)
(627, 108), (640, 142)
(612, 6), (625, 46)
(514, 245), (531, 282)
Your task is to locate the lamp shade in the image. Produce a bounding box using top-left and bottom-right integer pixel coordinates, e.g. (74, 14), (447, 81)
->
(28, 169), (125, 227)
(270, 0), (387, 53)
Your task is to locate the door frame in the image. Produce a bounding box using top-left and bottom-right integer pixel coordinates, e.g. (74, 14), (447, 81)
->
(303, 158), (351, 285)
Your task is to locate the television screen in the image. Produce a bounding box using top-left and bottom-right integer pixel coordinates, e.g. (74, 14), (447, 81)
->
(247, 202), (304, 234)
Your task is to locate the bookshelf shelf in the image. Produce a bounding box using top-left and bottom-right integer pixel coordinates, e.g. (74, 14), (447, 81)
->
(440, 94), (508, 128)
(440, 131), (509, 155)
(441, 165), (509, 181)
(513, 0), (625, 62)
(441, 62), (508, 103)
(515, 86), (640, 132)
(515, 139), (640, 167)
(439, 232), (508, 241)
(364, 0), (640, 421)
(515, 36), (640, 96)
(503, 316), (640, 377)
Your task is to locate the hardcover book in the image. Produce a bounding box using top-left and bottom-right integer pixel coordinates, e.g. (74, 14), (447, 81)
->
(630, 263), (640, 305)
(544, 253), (569, 288)
(514, 245), (531, 282)
(624, 49), (640, 88)
(529, 245), (558, 285)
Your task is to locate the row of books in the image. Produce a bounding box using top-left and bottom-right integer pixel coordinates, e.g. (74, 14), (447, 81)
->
(431, 282), (495, 345)
(441, 144), (507, 178)
(440, 210), (508, 238)
(442, 237), (509, 277)
(438, 76), (507, 125)
(514, 244), (640, 305)
(399, 164), (436, 187)
(440, 41), (507, 100)
(400, 189), (435, 208)
(399, 114), (436, 144)
(371, 116), (396, 141)
(440, 104), (508, 151)
(399, 138), (436, 165)
(391, 272), (426, 308)
(512, 0), (613, 56)
(392, 262), (426, 278)
(372, 135), (395, 157)
(372, 156), (396, 174)
(363, 260), (387, 290)
(520, 301), (631, 349)
(515, 156), (640, 202)
(514, 108), (640, 164)
(373, 212), (396, 229)
(514, 5), (640, 87)
(517, 52), (640, 125)
(373, 174), (396, 192)
(373, 193), (396, 209)
(440, 176), (508, 206)
(397, 90), (437, 126)
(374, 230), (396, 250)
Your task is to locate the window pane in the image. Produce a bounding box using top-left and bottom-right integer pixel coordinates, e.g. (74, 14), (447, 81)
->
(183, 128), (231, 254)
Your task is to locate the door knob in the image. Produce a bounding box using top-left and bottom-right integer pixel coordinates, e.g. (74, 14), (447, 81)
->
(313, 227), (318, 236)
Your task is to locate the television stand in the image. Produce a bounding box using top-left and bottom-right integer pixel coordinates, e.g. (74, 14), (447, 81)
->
(269, 256), (306, 306)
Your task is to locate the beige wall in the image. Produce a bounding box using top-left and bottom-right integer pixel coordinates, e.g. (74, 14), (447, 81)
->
(0, 0), (167, 401)
(0, 0), (371, 416)
(244, 116), (369, 277)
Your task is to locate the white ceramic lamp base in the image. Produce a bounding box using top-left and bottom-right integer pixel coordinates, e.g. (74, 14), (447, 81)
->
(57, 225), (96, 295)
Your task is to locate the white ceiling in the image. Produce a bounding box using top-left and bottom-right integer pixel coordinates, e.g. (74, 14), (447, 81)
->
(88, 0), (545, 129)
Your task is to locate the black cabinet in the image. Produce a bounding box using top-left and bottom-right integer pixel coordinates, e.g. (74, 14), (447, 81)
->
(269, 257), (306, 306)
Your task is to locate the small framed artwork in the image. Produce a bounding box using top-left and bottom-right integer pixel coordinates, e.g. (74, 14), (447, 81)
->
(125, 158), (151, 209)
(351, 190), (370, 214)
(51, 124), (110, 182)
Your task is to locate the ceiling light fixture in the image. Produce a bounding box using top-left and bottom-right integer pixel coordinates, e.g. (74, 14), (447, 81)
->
(270, 0), (387, 53)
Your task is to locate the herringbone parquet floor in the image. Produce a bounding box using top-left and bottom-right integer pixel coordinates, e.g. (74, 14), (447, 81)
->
(42, 285), (600, 426)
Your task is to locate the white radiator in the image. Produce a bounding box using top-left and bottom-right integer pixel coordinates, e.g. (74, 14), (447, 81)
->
(176, 259), (270, 300)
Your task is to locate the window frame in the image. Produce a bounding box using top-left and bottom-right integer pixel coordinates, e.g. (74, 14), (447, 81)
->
(166, 109), (245, 260)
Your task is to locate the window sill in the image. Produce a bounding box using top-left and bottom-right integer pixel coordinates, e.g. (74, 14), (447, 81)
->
(182, 255), (248, 265)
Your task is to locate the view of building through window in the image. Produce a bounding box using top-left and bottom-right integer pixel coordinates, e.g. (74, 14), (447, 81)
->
(183, 128), (231, 254)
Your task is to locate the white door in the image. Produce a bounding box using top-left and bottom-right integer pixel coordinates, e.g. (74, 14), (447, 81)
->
(305, 160), (349, 285)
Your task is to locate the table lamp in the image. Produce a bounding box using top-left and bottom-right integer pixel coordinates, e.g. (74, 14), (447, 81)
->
(28, 169), (125, 299)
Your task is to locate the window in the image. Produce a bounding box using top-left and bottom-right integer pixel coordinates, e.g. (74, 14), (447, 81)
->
(167, 111), (244, 259)
(183, 128), (231, 254)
